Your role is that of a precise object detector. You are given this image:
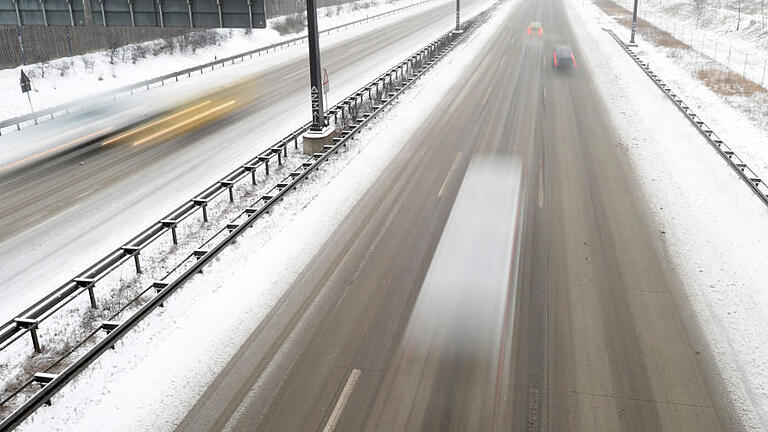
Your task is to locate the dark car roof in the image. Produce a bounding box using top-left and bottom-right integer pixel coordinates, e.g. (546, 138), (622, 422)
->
(554, 45), (573, 57)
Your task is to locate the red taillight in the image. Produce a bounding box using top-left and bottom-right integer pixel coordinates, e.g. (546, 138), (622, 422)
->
(571, 53), (577, 68)
(539, 27), (543, 36)
(527, 27), (531, 35)
(553, 52), (558, 67)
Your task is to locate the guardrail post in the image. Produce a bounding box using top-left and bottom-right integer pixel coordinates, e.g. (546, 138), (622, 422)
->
(14, 318), (41, 353)
(258, 156), (270, 175)
(220, 180), (235, 202)
(74, 278), (98, 308)
(122, 246), (142, 274)
(153, 281), (169, 307)
(160, 219), (179, 245)
(193, 199), (209, 223)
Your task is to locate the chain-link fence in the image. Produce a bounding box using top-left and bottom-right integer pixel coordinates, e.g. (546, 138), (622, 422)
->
(0, 0), (354, 69)
(613, 0), (768, 87)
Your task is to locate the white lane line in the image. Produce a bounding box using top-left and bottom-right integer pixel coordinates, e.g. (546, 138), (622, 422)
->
(538, 157), (544, 208)
(323, 368), (362, 432)
(438, 152), (463, 198)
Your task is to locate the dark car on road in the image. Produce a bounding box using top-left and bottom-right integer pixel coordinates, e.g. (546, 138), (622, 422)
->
(553, 45), (576, 69)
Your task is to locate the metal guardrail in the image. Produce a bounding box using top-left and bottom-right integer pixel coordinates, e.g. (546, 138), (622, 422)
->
(0, 0), (435, 135)
(605, 29), (768, 208)
(0, 2), (501, 428)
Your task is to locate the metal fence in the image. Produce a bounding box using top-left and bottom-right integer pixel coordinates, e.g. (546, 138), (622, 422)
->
(606, 28), (768, 208)
(611, 0), (768, 87)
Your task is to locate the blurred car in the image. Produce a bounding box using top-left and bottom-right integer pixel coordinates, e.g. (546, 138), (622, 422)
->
(553, 45), (576, 69)
(527, 21), (543, 36)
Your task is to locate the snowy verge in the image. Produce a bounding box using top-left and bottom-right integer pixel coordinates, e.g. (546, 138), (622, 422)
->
(587, 0), (768, 178)
(570, 0), (768, 429)
(14, 1), (517, 430)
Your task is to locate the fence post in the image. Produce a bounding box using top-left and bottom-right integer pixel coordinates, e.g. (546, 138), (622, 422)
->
(66, 31), (73, 57)
(743, 52), (749, 78)
(761, 58), (766, 87)
(713, 38), (718, 62)
(16, 25), (27, 65)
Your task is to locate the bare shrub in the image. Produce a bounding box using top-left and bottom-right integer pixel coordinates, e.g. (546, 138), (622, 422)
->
(55, 60), (72, 76)
(271, 12), (307, 35)
(81, 54), (95, 71)
(697, 67), (766, 96)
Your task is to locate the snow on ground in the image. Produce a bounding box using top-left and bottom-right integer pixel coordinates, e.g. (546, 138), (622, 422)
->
(0, 0), (443, 122)
(570, 0), (768, 429)
(0, 0), (469, 321)
(14, 1), (515, 430)
(591, 1), (768, 178)
(610, 0), (768, 84)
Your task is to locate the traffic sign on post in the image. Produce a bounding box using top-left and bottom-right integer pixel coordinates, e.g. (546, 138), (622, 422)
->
(20, 70), (34, 115)
(20, 70), (31, 93)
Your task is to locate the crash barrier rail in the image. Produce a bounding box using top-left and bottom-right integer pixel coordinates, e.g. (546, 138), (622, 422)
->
(0, 0), (436, 136)
(0, 2), (501, 428)
(606, 29), (768, 208)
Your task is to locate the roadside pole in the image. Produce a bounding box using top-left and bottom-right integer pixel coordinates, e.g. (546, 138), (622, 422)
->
(455, 0), (460, 31)
(306, 0), (324, 131)
(302, 0), (336, 155)
(629, 0), (639, 45)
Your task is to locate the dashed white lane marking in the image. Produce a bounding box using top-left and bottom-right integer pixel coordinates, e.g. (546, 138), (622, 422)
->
(439, 152), (463, 198)
(538, 157), (544, 208)
(323, 368), (362, 432)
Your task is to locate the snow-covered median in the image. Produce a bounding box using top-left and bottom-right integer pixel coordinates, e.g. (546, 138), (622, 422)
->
(570, 0), (768, 429)
(13, 1), (514, 430)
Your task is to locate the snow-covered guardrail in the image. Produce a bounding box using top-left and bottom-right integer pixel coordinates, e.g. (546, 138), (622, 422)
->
(0, 0), (435, 136)
(605, 28), (768, 208)
(0, 2), (502, 428)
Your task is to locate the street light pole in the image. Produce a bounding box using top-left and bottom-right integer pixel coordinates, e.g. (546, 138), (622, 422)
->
(629, 0), (639, 44)
(455, 0), (460, 31)
(306, 0), (325, 131)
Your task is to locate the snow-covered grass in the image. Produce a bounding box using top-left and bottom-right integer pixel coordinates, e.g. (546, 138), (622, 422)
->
(10, 1), (513, 429)
(571, 0), (768, 428)
(0, 0), (434, 122)
(610, 0), (768, 87)
(592, 0), (768, 200)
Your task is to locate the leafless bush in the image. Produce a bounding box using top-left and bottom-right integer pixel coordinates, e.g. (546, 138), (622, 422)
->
(697, 67), (766, 96)
(37, 61), (48, 78)
(129, 44), (149, 64)
(271, 12), (307, 35)
(54, 60), (72, 76)
(81, 54), (95, 71)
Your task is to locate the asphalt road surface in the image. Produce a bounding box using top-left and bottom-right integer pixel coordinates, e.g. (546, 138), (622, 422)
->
(176, 0), (742, 430)
(0, 0), (488, 318)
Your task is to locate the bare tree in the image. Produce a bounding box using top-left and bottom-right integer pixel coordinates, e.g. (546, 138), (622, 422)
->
(693, 0), (706, 27)
(762, 0), (765, 30)
(736, 0), (742, 31)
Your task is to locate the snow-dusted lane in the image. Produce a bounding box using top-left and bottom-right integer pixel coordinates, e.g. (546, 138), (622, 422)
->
(0, 0), (493, 321)
(570, 0), (768, 429)
(12, 2), (514, 429)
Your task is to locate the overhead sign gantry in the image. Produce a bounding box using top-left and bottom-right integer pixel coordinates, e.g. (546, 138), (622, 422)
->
(0, 0), (265, 28)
